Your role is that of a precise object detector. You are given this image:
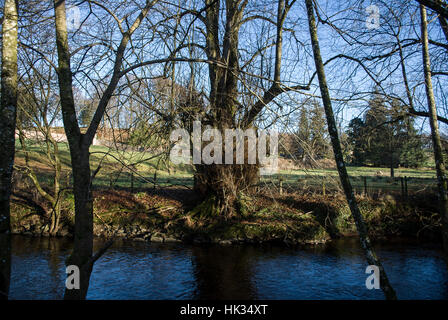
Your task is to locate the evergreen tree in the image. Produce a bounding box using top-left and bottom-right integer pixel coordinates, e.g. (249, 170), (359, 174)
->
(399, 116), (427, 168)
(294, 99), (330, 164)
(364, 91), (395, 169)
(347, 117), (367, 165)
(78, 104), (95, 128)
(309, 100), (330, 159)
(296, 106), (310, 161)
(346, 93), (426, 171)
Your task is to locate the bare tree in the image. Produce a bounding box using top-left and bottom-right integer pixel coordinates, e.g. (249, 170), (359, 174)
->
(175, 0), (311, 217)
(420, 4), (448, 256)
(304, 0), (397, 300)
(15, 57), (64, 236)
(53, 0), (156, 299)
(0, 0), (18, 300)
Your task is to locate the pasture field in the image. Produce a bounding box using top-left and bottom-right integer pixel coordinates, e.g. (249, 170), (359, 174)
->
(14, 140), (438, 194)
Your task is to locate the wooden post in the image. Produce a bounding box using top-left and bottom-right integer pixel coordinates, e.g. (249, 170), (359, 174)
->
(401, 177), (404, 199)
(66, 171), (72, 187)
(153, 170), (157, 190)
(363, 176), (367, 195)
(279, 176), (283, 195)
(404, 176), (408, 200)
(130, 172), (134, 193)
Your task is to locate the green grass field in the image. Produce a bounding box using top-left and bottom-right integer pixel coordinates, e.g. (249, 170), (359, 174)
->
(14, 140), (439, 194)
(268, 167), (437, 194)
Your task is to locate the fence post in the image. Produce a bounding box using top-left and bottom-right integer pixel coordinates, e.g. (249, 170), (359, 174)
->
(363, 176), (367, 195)
(153, 170), (158, 190)
(66, 171), (72, 187)
(400, 177), (404, 199)
(130, 171), (134, 193)
(404, 176), (408, 200)
(279, 176), (284, 195)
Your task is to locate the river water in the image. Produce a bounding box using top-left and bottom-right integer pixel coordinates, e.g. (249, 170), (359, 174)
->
(8, 235), (448, 300)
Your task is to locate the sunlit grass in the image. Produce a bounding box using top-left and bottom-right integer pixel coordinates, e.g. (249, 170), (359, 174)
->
(15, 139), (437, 192)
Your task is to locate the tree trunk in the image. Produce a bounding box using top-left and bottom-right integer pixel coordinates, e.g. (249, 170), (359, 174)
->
(420, 4), (448, 257)
(193, 163), (259, 217)
(49, 133), (63, 235)
(190, 0), (302, 217)
(304, 0), (397, 300)
(64, 150), (94, 300)
(390, 156), (395, 178)
(0, 0), (18, 300)
(416, 0), (448, 20)
(53, 0), (94, 299)
(53, 0), (153, 298)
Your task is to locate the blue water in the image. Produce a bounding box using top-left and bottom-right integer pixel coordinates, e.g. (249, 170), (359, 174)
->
(9, 236), (448, 300)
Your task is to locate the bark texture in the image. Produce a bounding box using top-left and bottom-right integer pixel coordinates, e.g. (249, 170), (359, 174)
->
(0, 0), (18, 300)
(304, 0), (397, 300)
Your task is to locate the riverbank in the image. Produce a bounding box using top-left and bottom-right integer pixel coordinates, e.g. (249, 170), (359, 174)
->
(10, 188), (442, 245)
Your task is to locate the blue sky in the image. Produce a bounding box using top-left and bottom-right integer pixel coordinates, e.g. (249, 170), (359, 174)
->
(16, 0), (448, 136)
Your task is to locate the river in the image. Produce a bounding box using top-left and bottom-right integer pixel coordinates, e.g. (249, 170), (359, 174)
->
(8, 235), (448, 299)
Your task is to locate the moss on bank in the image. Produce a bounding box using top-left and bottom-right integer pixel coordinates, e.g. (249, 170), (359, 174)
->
(9, 188), (442, 244)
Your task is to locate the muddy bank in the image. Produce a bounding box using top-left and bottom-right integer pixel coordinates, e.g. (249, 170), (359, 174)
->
(10, 188), (442, 245)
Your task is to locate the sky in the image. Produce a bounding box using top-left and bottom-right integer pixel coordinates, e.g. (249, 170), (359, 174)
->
(13, 0), (448, 136)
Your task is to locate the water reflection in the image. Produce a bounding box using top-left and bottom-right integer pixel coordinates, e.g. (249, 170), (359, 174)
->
(191, 245), (258, 299)
(0, 233), (11, 299)
(9, 236), (448, 300)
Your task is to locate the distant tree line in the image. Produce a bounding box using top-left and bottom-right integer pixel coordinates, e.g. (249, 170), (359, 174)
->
(280, 93), (428, 173)
(347, 91), (427, 175)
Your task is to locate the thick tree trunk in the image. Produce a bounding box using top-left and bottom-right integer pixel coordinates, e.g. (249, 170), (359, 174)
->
(192, 0), (268, 218)
(305, 0), (397, 300)
(192, 0), (299, 217)
(420, 5), (448, 257)
(193, 163), (259, 217)
(192, 128), (260, 216)
(0, 0), (18, 300)
(64, 151), (94, 300)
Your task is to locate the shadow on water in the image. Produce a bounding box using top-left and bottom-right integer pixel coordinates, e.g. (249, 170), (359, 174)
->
(8, 235), (448, 300)
(190, 245), (258, 299)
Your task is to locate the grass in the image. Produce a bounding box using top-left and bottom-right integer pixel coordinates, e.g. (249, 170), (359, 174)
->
(11, 139), (442, 243)
(14, 139), (438, 194)
(266, 167), (438, 194)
